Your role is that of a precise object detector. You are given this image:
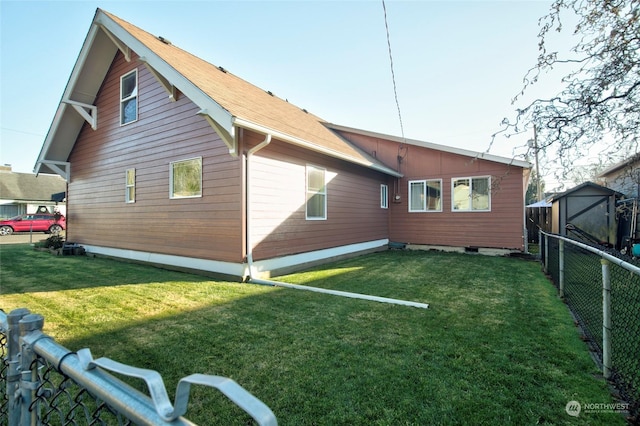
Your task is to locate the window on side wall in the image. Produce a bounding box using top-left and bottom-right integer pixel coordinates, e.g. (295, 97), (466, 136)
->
(120, 69), (138, 125)
(306, 165), (326, 220)
(408, 179), (442, 212)
(452, 176), (491, 211)
(380, 184), (388, 209)
(170, 158), (202, 199)
(125, 168), (135, 203)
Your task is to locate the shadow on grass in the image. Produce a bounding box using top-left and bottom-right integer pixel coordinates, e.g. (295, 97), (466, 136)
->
(0, 244), (209, 295)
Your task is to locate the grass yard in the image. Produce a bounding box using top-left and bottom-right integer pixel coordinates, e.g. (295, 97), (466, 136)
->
(0, 245), (626, 425)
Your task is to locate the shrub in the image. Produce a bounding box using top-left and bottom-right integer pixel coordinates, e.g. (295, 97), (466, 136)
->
(45, 235), (65, 250)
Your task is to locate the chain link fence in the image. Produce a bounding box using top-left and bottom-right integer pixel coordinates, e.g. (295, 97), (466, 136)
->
(0, 308), (277, 426)
(541, 232), (640, 424)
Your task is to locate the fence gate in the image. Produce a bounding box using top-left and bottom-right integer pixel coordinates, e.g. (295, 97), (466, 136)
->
(1, 308), (277, 426)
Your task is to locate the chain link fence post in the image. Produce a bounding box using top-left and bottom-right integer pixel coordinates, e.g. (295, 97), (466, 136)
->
(543, 232), (549, 274)
(601, 258), (612, 380)
(559, 240), (565, 298)
(18, 314), (45, 426)
(6, 309), (30, 426)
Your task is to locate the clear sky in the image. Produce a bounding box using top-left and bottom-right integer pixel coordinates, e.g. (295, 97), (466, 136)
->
(1, 0), (570, 186)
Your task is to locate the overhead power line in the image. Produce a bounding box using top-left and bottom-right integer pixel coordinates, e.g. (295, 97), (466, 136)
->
(381, 0), (405, 141)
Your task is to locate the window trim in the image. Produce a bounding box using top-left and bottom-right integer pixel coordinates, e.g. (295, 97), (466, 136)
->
(169, 157), (203, 199)
(120, 69), (138, 126)
(125, 168), (135, 203)
(408, 179), (442, 212)
(305, 164), (327, 220)
(451, 176), (491, 212)
(380, 184), (388, 209)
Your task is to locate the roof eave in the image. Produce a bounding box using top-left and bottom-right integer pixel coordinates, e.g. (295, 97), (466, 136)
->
(325, 123), (533, 169)
(233, 118), (403, 178)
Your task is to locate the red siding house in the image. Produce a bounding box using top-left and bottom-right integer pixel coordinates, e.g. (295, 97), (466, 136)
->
(35, 9), (531, 279)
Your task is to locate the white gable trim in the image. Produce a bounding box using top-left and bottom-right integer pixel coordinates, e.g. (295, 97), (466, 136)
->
(93, 11), (234, 136)
(35, 9), (236, 176)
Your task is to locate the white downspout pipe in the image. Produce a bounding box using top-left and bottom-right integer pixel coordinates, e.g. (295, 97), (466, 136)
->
(243, 133), (429, 309)
(245, 133), (272, 279)
(250, 277), (429, 309)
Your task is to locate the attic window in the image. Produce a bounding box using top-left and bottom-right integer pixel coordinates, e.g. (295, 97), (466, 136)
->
(120, 69), (138, 125)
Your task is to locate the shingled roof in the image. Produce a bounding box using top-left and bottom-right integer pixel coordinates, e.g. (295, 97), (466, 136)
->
(35, 8), (400, 178)
(0, 169), (66, 202)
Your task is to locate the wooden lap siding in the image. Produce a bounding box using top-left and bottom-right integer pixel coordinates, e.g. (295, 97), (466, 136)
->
(67, 51), (244, 262)
(248, 139), (389, 260)
(337, 131), (526, 250)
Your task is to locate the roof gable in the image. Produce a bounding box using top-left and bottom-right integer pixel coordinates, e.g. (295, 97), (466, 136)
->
(551, 181), (622, 201)
(36, 8), (400, 178)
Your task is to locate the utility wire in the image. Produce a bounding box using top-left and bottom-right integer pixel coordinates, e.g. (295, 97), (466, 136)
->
(382, 0), (405, 141)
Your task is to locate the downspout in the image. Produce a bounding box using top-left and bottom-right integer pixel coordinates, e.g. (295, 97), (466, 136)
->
(243, 132), (429, 309)
(245, 133), (272, 280)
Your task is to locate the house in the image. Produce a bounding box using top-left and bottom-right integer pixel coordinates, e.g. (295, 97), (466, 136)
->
(0, 165), (66, 219)
(597, 154), (640, 250)
(550, 182), (621, 247)
(597, 153), (640, 198)
(35, 9), (531, 279)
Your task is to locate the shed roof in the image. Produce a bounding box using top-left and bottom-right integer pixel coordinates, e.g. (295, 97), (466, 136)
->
(551, 181), (622, 201)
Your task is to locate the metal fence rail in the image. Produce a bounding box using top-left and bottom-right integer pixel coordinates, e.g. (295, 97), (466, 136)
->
(0, 308), (277, 426)
(540, 231), (640, 423)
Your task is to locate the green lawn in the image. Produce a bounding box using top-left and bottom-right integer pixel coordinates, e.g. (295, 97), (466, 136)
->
(0, 245), (626, 425)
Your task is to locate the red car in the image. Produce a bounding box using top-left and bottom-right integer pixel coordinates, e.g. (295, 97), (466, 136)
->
(0, 213), (66, 236)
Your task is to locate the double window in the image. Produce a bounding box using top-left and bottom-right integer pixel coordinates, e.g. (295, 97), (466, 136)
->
(306, 165), (326, 220)
(120, 69), (138, 125)
(408, 179), (442, 212)
(452, 176), (491, 211)
(170, 158), (202, 199)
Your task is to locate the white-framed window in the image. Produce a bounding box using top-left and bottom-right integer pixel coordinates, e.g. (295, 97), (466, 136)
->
(120, 69), (138, 125)
(306, 165), (326, 220)
(452, 176), (491, 211)
(170, 157), (202, 199)
(125, 168), (135, 203)
(380, 184), (388, 209)
(408, 179), (442, 212)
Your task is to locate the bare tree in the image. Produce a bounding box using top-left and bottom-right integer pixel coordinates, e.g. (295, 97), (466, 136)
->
(499, 0), (640, 175)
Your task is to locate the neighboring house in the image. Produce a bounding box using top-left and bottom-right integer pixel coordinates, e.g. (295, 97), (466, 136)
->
(597, 153), (640, 198)
(35, 9), (531, 279)
(597, 154), (640, 249)
(0, 165), (66, 219)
